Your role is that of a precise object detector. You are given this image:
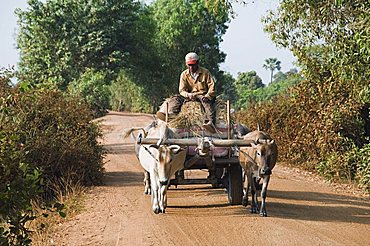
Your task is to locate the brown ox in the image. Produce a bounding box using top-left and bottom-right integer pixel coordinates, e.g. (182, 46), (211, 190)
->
(239, 130), (278, 217)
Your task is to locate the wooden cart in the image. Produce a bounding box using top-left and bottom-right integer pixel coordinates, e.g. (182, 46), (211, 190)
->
(138, 101), (252, 205)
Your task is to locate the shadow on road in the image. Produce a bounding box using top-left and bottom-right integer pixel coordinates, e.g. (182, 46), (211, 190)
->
(103, 143), (136, 154)
(232, 189), (370, 224)
(103, 171), (142, 187)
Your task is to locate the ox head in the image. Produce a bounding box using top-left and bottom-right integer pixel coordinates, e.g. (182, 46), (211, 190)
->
(150, 144), (184, 185)
(251, 138), (277, 176)
(196, 137), (212, 157)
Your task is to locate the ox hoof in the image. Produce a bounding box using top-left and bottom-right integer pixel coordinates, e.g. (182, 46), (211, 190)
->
(161, 209), (166, 214)
(154, 208), (160, 214)
(242, 198), (248, 207)
(260, 212), (267, 217)
(250, 207), (258, 214)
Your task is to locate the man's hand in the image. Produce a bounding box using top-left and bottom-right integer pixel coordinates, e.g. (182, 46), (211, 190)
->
(188, 93), (195, 100)
(201, 96), (210, 103)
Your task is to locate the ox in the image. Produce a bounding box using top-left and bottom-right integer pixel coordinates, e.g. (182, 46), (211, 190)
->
(123, 120), (186, 214)
(239, 130), (278, 217)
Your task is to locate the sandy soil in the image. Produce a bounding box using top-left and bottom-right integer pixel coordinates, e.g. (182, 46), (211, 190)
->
(52, 112), (370, 246)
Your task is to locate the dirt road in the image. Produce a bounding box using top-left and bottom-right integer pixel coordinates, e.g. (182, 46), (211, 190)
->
(53, 112), (370, 246)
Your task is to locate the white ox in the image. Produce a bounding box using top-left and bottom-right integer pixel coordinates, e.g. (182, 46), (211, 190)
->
(239, 130), (278, 217)
(124, 120), (186, 214)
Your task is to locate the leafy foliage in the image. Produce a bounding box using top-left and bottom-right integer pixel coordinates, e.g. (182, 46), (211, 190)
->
(235, 70), (301, 109)
(68, 69), (111, 117)
(263, 0), (370, 84)
(13, 89), (105, 189)
(216, 71), (237, 103)
(149, 0), (232, 96)
(1, 68), (104, 243)
(235, 71), (264, 90)
(15, 0), (232, 113)
(110, 70), (152, 112)
(16, 0), (144, 90)
(237, 0), (370, 191)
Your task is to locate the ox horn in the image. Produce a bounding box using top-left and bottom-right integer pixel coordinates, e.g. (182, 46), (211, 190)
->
(149, 144), (159, 149)
(169, 145), (182, 154)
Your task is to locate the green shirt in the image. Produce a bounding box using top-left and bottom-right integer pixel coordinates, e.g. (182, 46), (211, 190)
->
(179, 66), (215, 99)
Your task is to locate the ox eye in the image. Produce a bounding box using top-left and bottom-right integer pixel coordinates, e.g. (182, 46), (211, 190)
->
(257, 152), (261, 156)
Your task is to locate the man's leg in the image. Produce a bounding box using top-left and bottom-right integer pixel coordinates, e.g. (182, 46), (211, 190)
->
(156, 94), (184, 121)
(198, 97), (216, 133)
(199, 98), (215, 124)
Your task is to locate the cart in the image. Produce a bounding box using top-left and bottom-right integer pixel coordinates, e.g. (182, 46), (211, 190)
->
(138, 100), (253, 205)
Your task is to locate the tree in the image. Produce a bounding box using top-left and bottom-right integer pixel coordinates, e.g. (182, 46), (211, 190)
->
(234, 71), (264, 109)
(263, 58), (281, 84)
(263, 0), (370, 84)
(235, 70), (264, 90)
(68, 69), (111, 117)
(217, 71), (237, 103)
(272, 71), (287, 83)
(16, 0), (146, 90)
(149, 0), (232, 96)
(258, 0), (370, 189)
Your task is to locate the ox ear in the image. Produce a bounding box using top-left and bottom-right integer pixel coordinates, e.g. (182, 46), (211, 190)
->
(169, 145), (182, 154)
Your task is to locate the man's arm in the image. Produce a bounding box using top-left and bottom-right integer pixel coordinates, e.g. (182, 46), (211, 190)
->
(204, 71), (215, 99)
(179, 72), (190, 98)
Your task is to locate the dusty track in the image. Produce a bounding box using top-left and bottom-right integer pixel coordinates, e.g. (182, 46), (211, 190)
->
(53, 112), (370, 246)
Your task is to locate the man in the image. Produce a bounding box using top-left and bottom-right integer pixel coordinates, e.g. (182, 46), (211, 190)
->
(179, 52), (216, 133)
(156, 52), (216, 133)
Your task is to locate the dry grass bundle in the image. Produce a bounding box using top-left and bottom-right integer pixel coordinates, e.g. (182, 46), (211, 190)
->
(168, 98), (231, 128)
(215, 98), (228, 125)
(168, 101), (204, 128)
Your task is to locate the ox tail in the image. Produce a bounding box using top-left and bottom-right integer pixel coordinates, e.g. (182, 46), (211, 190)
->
(122, 127), (145, 139)
(156, 121), (169, 146)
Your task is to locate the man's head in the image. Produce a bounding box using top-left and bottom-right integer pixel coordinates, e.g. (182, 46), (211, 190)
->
(185, 52), (199, 72)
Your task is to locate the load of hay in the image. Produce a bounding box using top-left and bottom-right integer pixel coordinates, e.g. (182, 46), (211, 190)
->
(160, 97), (231, 129)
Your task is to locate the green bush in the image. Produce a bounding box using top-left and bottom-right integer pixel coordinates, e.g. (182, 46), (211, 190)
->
(110, 70), (151, 112)
(1, 77), (104, 244)
(237, 77), (369, 192)
(0, 132), (43, 245)
(354, 143), (370, 192)
(235, 72), (302, 110)
(316, 142), (370, 192)
(13, 89), (105, 190)
(68, 69), (111, 117)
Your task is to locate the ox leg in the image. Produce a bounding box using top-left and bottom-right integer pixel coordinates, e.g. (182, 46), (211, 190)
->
(242, 170), (250, 207)
(150, 176), (161, 214)
(259, 175), (270, 217)
(144, 171), (151, 195)
(159, 182), (169, 213)
(250, 174), (259, 214)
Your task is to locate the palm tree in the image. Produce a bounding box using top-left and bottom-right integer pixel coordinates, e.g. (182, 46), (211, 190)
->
(263, 58), (281, 84)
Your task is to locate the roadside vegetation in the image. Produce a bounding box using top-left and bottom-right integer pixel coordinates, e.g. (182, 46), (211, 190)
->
(1, 0), (369, 244)
(238, 0), (370, 192)
(0, 68), (104, 245)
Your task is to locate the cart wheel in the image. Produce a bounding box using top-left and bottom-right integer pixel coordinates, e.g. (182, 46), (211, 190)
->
(227, 163), (243, 205)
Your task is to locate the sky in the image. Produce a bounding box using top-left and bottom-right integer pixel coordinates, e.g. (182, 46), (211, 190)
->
(0, 0), (296, 85)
